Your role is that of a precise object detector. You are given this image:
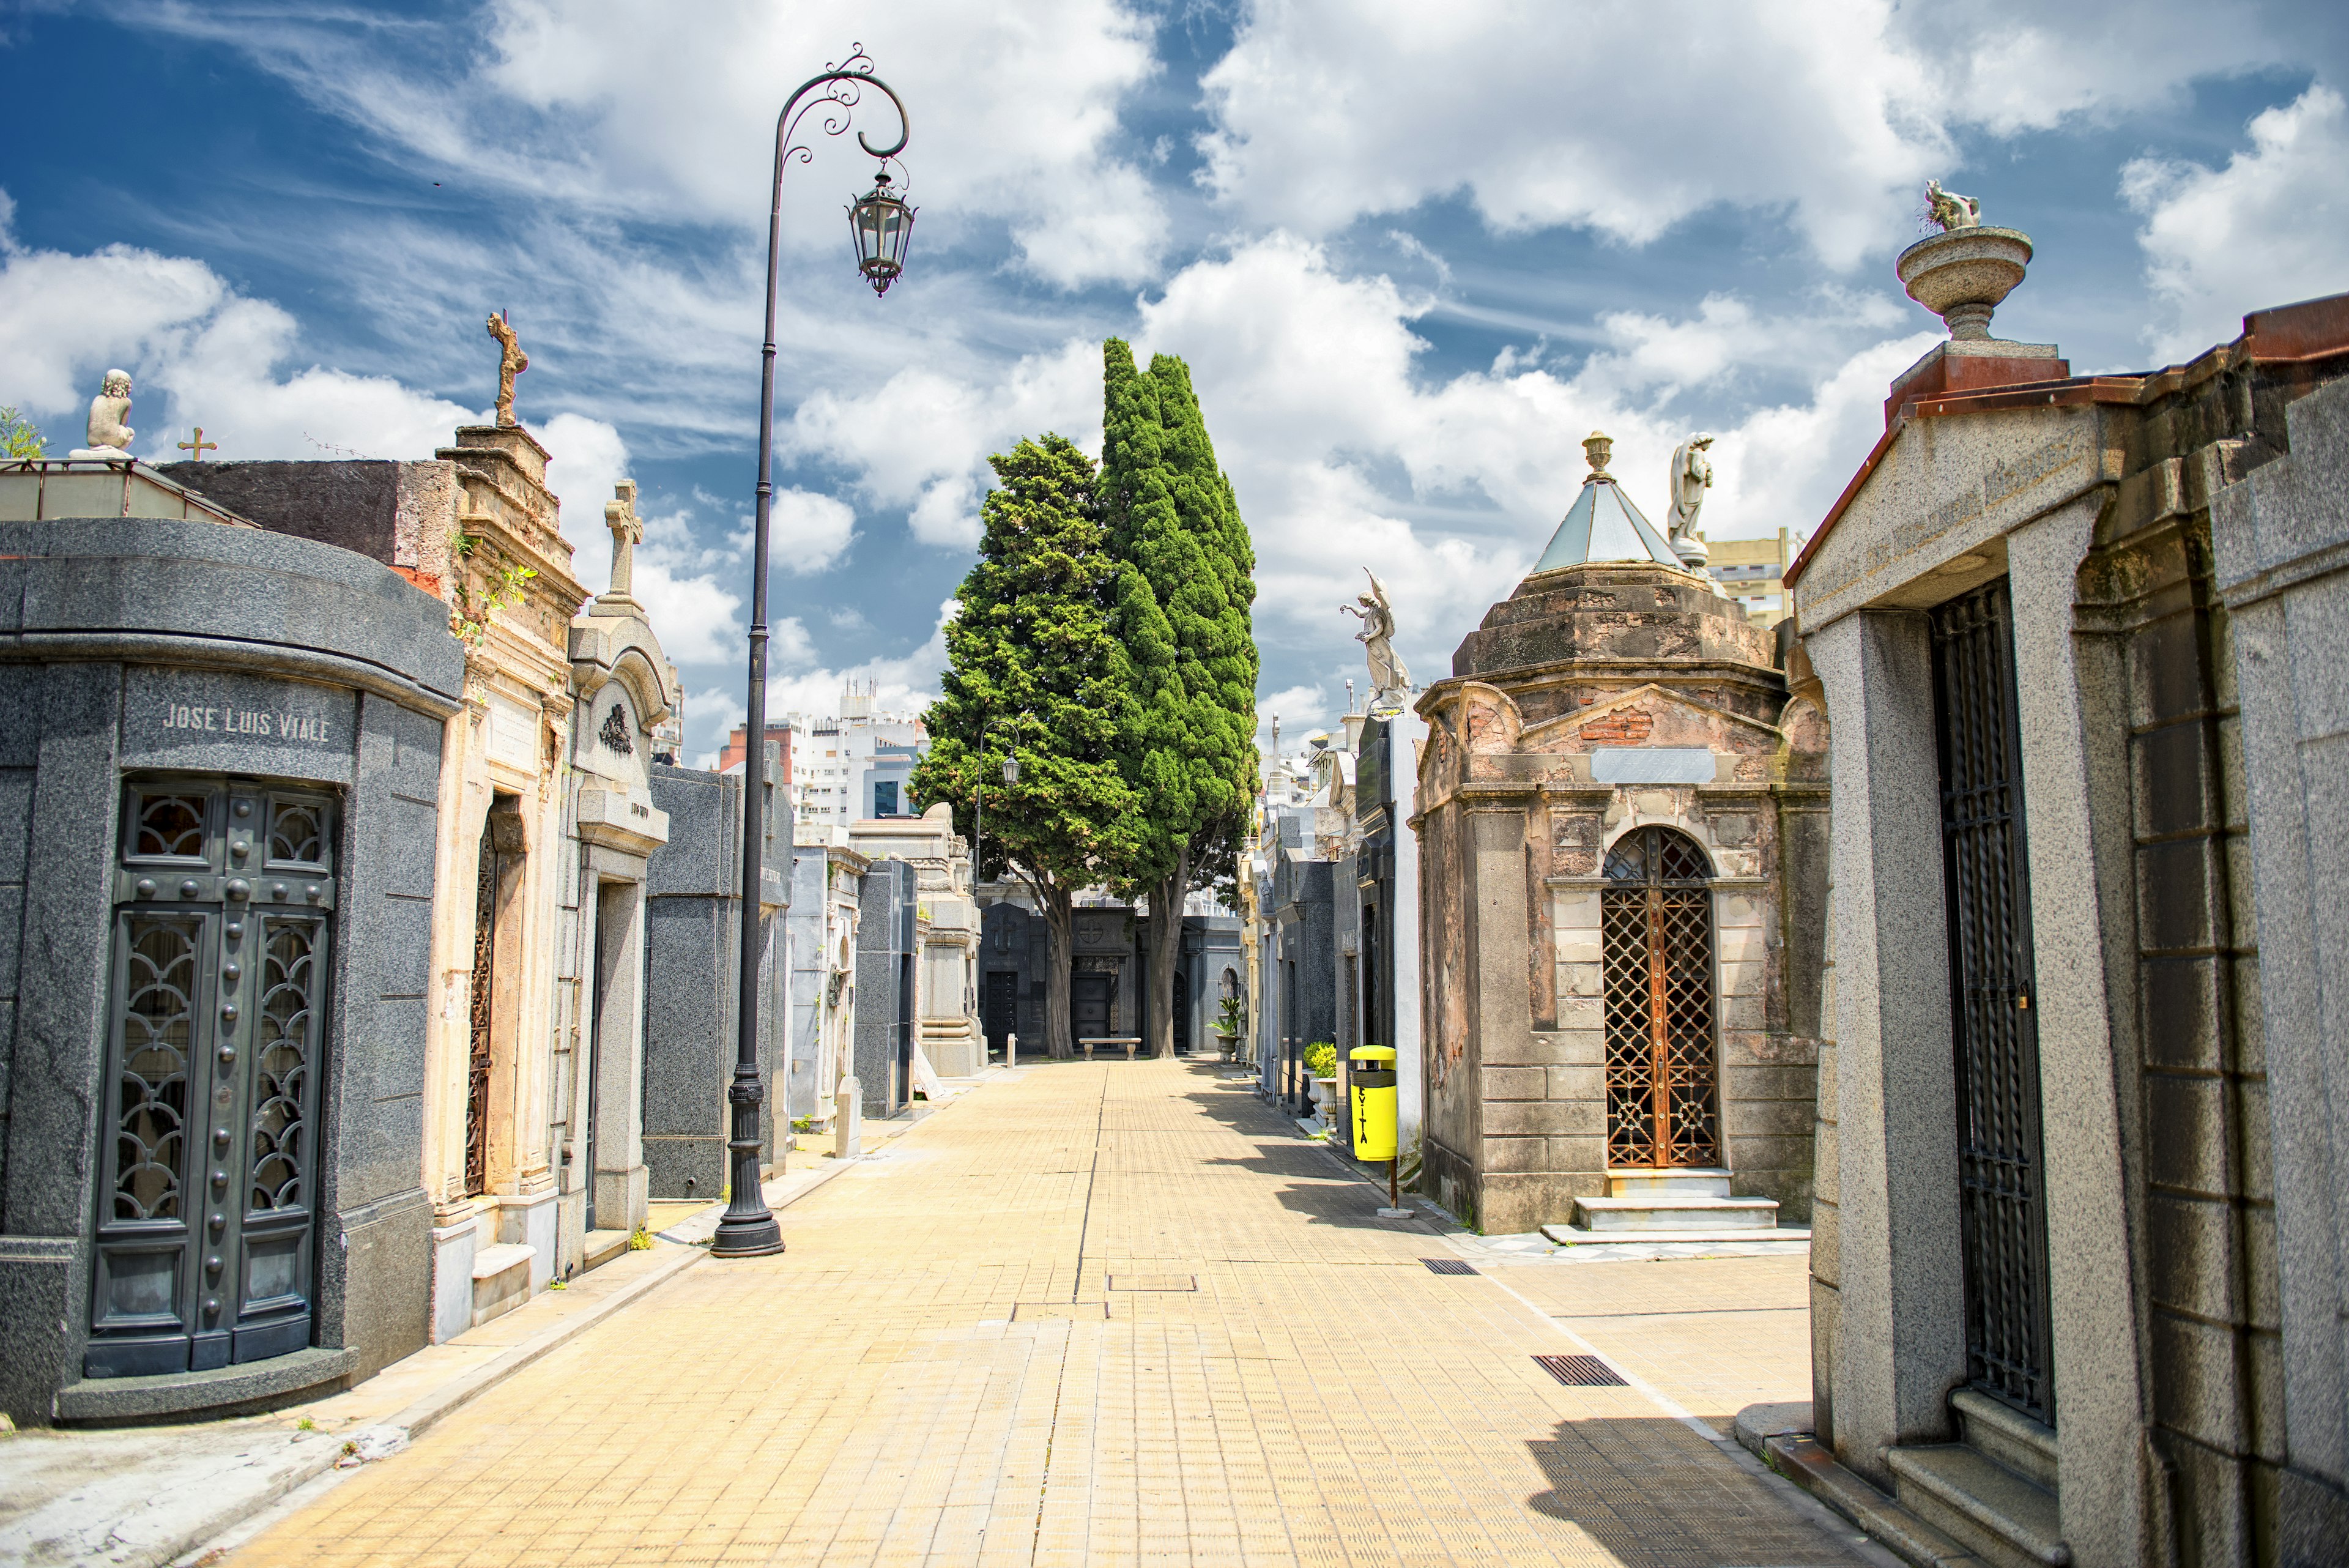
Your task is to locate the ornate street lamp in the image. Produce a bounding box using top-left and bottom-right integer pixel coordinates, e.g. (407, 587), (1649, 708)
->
(848, 173), (916, 296)
(714, 48), (911, 1260)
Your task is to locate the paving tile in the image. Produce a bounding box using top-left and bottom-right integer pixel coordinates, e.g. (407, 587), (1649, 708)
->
(222, 1058), (1861, 1567)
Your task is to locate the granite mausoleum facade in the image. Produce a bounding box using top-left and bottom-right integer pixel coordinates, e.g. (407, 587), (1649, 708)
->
(1251, 705), (1426, 1139)
(786, 833), (867, 1128)
(1411, 440), (1828, 1239)
(1785, 253), (2349, 1557)
(849, 804), (982, 1077)
(0, 504), (461, 1425)
(640, 752), (788, 1203)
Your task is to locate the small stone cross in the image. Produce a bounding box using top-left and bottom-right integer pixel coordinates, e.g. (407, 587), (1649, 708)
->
(599, 479), (642, 609)
(177, 427), (217, 461)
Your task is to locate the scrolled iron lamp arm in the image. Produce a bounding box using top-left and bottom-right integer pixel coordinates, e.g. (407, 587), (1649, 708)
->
(715, 48), (911, 1260)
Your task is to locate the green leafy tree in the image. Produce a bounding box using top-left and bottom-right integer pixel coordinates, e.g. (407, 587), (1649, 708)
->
(0, 406), (46, 461)
(912, 434), (1138, 1059)
(1097, 339), (1260, 1057)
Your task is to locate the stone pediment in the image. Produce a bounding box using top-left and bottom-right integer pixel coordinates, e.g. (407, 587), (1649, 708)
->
(570, 612), (677, 727)
(1516, 683), (1782, 757)
(1793, 401), (2107, 625)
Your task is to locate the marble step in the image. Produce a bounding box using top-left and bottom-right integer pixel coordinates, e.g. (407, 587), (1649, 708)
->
(1571, 1194), (1780, 1230)
(1607, 1167), (1732, 1198)
(470, 1242), (535, 1328)
(581, 1228), (632, 1270)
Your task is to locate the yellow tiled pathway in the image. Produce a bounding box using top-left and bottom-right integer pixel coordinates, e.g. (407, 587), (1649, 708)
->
(227, 1060), (1868, 1567)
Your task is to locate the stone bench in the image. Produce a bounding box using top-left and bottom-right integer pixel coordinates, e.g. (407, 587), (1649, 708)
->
(1078, 1036), (1143, 1061)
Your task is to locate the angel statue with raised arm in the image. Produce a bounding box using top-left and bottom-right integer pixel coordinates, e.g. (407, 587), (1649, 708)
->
(1341, 568), (1410, 710)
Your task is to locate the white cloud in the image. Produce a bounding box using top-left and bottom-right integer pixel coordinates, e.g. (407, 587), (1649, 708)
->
(759, 599), (954, 734)
(782, 232), (1933, 695)
(540, 410), (631, 587)
(144, 0), (1167, 288)
(1198, 0), (2280, 269)
(0, 204), (477, 460)
(2123, 84), (2349, 362)
(784, 336), (1100, 548)
(773, 488), (858, 571)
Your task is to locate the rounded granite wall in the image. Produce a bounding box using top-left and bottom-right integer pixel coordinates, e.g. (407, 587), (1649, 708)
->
(0, 517), (462, 1425)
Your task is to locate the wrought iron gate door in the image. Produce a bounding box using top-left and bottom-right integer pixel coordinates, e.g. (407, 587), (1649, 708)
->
(465, 821), (496, 1197)
(1931, 578), (2055, 1423)
(89, 778), (335, 1377)
(1601, 827), (1721, 1168)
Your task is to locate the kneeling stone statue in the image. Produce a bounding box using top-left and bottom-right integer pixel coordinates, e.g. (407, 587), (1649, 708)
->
(69, 369), (136, 460)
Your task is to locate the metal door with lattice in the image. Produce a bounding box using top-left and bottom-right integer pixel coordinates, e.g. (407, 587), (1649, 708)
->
(1600, 826), (1721, 1168)
(464, 820), (497, 1197)
(89, 778), (335, 1377)
(1931, 578), (2055, 1423)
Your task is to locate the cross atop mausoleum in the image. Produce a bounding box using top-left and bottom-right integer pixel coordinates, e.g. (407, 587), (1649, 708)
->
(599, 478), (643, 611)
(176, 427), (217, 461)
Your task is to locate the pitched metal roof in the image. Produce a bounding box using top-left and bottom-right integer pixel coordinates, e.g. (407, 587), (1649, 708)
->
(1530, 473), (1683, 573)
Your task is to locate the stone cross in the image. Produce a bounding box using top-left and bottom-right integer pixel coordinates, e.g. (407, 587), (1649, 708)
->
(599, 479), (642, 609)
(486, 311), (528, 427)
(177, 427), (217, 461)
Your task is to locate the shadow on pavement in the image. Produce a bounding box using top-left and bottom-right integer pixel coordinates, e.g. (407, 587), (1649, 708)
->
(1526, 1416), (1868, 1566)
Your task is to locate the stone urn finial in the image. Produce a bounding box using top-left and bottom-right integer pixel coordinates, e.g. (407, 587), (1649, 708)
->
(1582, 431), (1614, 480)
(1898, 185), (2033, 341)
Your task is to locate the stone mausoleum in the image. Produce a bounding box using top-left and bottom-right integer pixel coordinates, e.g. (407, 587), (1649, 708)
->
(1783, 204), (2349, 1562)
(1413, 433), (1828, 1239)
(0, 487), (461, 1425)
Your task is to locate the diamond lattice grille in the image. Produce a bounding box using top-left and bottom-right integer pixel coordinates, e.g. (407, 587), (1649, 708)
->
(1600, 827), (1720, 1168)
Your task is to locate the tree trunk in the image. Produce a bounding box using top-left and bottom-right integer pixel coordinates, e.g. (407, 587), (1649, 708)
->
(1146, 844), (1190, 1058)
(1041, 884), (1077, 1060)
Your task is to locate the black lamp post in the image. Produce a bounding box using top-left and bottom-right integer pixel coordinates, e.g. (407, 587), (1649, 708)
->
(713, 48), (913, 1260)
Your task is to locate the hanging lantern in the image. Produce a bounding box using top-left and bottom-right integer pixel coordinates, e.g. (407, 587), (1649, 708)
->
(1001, 749), (1020, 786)
(847, 170), (916, 297)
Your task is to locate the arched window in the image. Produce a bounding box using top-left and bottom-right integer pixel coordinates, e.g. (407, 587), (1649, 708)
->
(1601, 826), (1721, 1169)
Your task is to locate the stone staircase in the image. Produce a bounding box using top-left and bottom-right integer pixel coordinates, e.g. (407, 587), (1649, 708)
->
(1542, 1169), (1802, 1244)
(1883, 1391), (2067, 1567)
(1744, 1388), (2066, 1568)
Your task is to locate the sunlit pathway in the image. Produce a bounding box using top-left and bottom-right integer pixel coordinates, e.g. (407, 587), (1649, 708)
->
(225, 1058), (1870, 1567)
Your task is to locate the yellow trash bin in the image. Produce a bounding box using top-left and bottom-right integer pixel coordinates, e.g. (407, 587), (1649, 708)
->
(1348, 1046), (1398, 1162)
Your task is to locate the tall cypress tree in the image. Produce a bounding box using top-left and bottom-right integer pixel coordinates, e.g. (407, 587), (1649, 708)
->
(913, 434), (1137, 1058)
(1098, 339), (1260, 1057)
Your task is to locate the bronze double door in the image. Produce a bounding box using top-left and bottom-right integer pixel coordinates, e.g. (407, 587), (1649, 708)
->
(87, 778), (335, 1378)
(1600, 825), (1722, 1169)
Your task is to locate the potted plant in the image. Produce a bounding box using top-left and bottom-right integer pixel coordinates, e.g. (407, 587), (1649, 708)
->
(1215, 995), (1246, 1060)
(1303, 1041), (1340, 1126)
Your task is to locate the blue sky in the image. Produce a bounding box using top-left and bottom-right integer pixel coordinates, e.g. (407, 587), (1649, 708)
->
(4, 1), (2346, 764)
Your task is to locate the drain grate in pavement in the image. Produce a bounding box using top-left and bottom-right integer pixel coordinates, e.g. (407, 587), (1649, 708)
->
(1421, 1258), (1478, 1276)
(1534, 1353), (1629, 1387)
(1108, 1274), (1196, 1291)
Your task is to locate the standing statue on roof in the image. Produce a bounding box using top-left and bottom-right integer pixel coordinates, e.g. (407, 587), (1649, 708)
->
(1341, 567), (1410, 710)
(1668, 433), (1714, 544)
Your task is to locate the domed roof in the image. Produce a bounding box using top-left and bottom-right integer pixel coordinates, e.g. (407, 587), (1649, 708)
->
(1527, 431), (1685, 574)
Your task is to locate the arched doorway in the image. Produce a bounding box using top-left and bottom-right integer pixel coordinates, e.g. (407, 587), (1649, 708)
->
(1600, 825), (1721, 1169)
